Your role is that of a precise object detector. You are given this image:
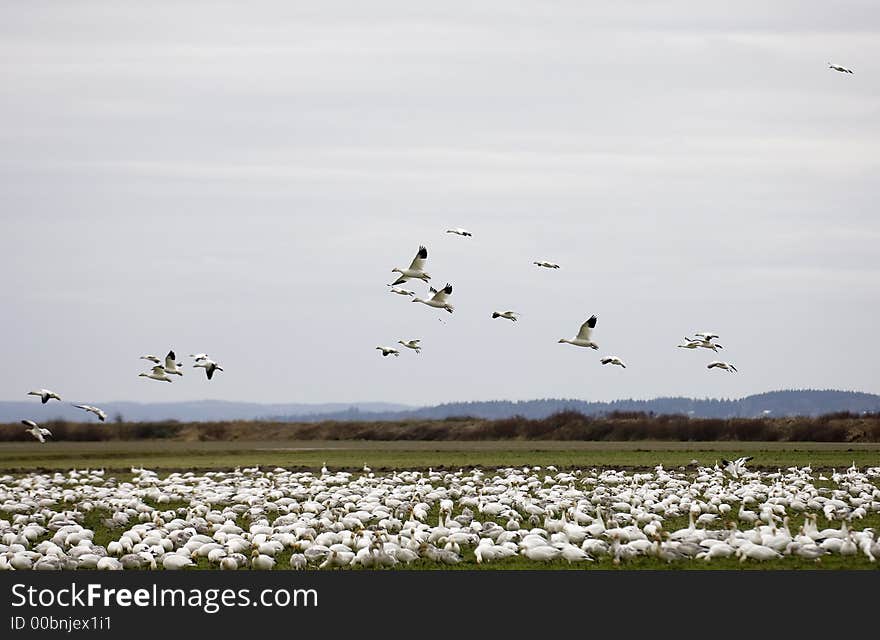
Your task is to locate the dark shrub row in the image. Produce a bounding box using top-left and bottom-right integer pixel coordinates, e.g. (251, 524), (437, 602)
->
(2, 411), (880, 442)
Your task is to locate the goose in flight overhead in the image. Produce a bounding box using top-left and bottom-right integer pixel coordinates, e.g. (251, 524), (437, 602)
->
(491, 311), (519, 322)
(600, 356), (626, 368)
(722, 456), (753, 478)
(391, 246), (430, 285)
(22, 420), (52, 443)
(388, 286), (415, 297)
(446, 227), (472, 237)
(677, 339), (702, 350)
(413, 283), (454, 313)
(398, 340), (422, 354)
(559, 315), (598, 349)
(27, 389), (61, 404)
(163, 351), (183, 376)
(707, 361), (738, 373)
(139, 365), (174, 382)
(74, 404), (108, 422)
(685, 337), (723, 351)
(376, 347), (400, 357)
(533, 261), (560, 269)
(140, 355), (161, 364)
(694, 332), (720, 342)
(828, 62), (853, 74)
(194, 358), (224, 380)
(189, 353), (209, 362)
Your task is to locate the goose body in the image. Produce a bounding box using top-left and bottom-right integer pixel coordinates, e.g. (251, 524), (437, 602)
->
(388, 286), (415, 296)
(600, 356), (626, 368)
(446, 227), (472, 237)
(376, 347), (400, 357)
(397, 340), (421, 354)
(193, 358), (224, 380)
(722, 457), (753, 478)
(412, 283), (454, 313)
(163, 351), (183, 376)
(140, 355), (161, 364)
(391, 245), (430, 285)
(707, 361), (737, 372)
(22, 420), (52, 443)
(139, 365), (174, 382)
(828, 62), (853, 74)
(74, 404), (108, 422)
(533, 261), (560, 269)
(559, 315), (598, 349)
(28, 389), (61, 404)
(491, 311), (519, 322)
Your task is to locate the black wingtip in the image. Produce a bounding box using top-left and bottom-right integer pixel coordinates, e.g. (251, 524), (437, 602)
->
(417, 245), (427, 259)
(587, 315), (597, 327)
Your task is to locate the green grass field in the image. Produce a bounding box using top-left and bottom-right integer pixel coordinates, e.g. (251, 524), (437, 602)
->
(0, 439), (878, 473)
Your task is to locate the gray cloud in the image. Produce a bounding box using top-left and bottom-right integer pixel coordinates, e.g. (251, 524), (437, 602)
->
(2, 1), (879, 406)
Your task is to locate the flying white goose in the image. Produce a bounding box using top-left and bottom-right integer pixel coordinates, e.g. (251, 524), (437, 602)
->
(446, 227), (472, 237)
(376, 347), (400, 357)
(74, 404), (108, 422)
(686, 337), (724, 351)
(397, 340), (421, 354)
(491, 311), (519, 322)
(694, 332), (720, 341)
(163, 351), (183, 376)
(140, 355), (161, 364)
(559, 315), (598, 349)
(22, 420), (52, 443)
(27, 389), (61, 404)
(189, 353), (209, 362)
(391, 245), (430, 285)
(388, 286), (415, 296)
(677, 339), (702, 350)
(533, 261), (560, 269)
(412, 283), (454, 314)
(707, 361), (737, 372)
(722, 456), (753, 478)
(139, 365), (174, 382)
(828, 62), (853, 74)
(193, 358), (224, 380)
(600, 356), (626, 368)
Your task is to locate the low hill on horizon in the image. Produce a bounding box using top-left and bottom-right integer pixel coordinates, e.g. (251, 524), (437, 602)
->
(1, 389), (878, 424)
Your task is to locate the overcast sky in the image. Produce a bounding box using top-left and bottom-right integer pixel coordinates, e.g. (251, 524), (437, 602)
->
(2, 1), (879, 407)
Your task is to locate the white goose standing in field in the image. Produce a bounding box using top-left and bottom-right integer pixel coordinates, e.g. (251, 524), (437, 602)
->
(600, 356), (626, 368)
(391, 245), (430, 286)
(139, 365), (174, 382)
(27, 389), (61, 404)
(446, 227), (472, 237)
(163, 351), (183, 376)
(559, 315), (598, 349)
(22, 420), (52, 443)
(74, 404), (108, 422)
(376, 347), (400, 357)
(828, 62), (853, 74)
(533, 261), (560, 269)
(413, 283), (454, 314)
(193, 358), (224, 380)
(707, 361), (737, 373)
(491, 311), (519, 322)
(397, 340), (421, 354)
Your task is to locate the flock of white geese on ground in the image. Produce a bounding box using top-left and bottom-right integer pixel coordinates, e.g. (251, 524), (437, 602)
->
(1, 461), (878, 570)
